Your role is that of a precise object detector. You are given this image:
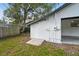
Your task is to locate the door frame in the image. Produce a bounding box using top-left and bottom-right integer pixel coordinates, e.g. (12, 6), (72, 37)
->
(61, 16), (79, 41)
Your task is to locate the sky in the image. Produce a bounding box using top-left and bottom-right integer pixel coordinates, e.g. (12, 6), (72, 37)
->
(0, 3), (9, 20)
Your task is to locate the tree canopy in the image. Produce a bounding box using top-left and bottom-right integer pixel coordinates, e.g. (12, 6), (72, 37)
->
(4, 3), (53, 24)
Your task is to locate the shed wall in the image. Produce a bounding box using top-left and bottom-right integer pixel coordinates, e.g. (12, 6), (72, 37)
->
(30, 4), (79, 43)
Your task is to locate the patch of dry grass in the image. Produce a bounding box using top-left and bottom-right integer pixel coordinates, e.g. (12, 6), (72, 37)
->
(0, 33), (65, 56)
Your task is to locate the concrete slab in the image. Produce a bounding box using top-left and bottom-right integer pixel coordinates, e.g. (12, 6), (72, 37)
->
(62, 36), (79, 45)
(26, 39), (44, 46)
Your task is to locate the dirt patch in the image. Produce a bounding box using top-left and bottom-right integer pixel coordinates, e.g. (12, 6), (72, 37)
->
(53, 43), (79, 55)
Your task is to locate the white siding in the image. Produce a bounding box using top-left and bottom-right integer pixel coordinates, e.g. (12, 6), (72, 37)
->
(30, 4), (79, 43)
(54, 4), (79, 43)
(30, 15), (56, 42)
(31, 19), (50, 41)
(56, 4), (79, 18)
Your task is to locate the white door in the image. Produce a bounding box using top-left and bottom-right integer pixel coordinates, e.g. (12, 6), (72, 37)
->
(48, 27), (55, 42)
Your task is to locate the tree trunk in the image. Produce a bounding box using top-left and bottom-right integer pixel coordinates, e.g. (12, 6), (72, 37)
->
(20, 8), (27, 33)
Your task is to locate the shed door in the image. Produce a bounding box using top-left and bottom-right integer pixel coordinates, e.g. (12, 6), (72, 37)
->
(49, 26), (61, 43)
(48, 27), (55, 42)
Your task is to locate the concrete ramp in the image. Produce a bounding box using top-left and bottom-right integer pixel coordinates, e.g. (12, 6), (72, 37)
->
(26, 39), (44, 46)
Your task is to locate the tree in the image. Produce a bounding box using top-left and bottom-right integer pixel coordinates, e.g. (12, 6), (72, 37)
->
(4, 3), (23, 24)
(4, 3), (53, 32)
(4, 3), (52, 24)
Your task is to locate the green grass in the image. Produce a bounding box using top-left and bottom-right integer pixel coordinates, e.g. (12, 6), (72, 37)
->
(0, 34), (66, 56)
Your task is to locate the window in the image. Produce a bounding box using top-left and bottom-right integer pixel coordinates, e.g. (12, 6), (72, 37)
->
(71, 20), (79, 27)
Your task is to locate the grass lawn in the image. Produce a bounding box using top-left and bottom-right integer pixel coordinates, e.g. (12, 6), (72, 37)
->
(0, 33), (79, 56)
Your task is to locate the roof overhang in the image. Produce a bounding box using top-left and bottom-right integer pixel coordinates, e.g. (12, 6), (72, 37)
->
(26, 3), (71, 26)
(61, 16), (79, 20)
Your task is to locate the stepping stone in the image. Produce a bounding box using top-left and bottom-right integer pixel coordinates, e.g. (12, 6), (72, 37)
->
(26, 39), (44, 46)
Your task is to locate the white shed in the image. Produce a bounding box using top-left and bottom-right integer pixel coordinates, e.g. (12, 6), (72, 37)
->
(28, 3), (79, 45)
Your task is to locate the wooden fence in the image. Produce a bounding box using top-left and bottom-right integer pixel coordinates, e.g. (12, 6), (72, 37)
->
(0, 24), (20, 38)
